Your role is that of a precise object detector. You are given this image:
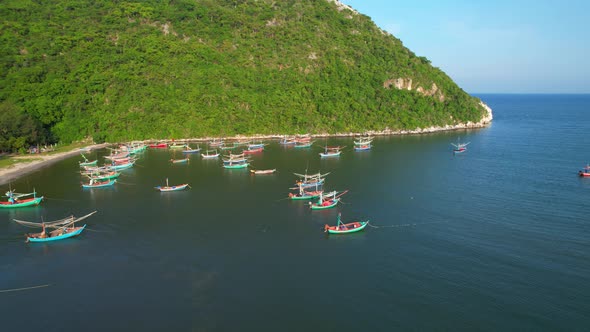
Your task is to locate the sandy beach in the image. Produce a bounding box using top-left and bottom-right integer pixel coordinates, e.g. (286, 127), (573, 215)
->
(0, 143), (109, 186)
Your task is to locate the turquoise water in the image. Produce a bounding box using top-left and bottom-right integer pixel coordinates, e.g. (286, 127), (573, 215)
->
(1, 94), (589, 331)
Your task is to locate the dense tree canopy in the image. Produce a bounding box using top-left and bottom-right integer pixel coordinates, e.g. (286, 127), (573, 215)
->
(0, 0), (486, 151)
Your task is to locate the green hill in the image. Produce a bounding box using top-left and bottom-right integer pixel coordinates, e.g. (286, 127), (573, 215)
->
(0, 0), (487, 151)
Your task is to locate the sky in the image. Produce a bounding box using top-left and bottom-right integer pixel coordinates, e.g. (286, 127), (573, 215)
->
(341, 0), (590, 93)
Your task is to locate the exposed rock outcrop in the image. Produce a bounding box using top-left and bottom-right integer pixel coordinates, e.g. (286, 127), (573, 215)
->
(383, 77), (445, 102)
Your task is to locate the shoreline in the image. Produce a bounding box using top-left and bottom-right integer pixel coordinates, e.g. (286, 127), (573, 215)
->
(0, 103), (492, 186)
(147, 102), (494, 143)
(0, 144), (109, 186)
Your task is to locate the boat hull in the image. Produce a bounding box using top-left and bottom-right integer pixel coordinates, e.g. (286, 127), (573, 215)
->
(580, 171), (590, 177)
(250, 169), (276, 174)
(0, 196), (43, 208)
(310, 198), (339, 210)
(155, 184), (189, 192)
(182, 149), (201, 154)
(320, 152), (341, 157)
(224, 163), (249, 169)
(326, 221), (368, 234)
(109, 161), (135, 170)
(28, 225), (86, 242)
(243, 148), (263, 154)
(82, 180), (116, 188)
(289, 193), (321, 200)
(79, 160), (98, 166)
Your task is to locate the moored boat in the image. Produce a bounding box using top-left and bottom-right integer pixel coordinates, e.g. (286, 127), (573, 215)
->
(79, 154), (97, 166)
(0, 190), (43, 208)
(223, 161), (249, 169)
(154, 178), (189, 192)
(354, 136), (373, 151)
(451, 139), (470, 154)
(250, 169), (276, 175)
(324, 213), (369, 234)
(202, 149), (220, 159)
(169, 143), (188, 149)
(579, 164), (590, 177)
(14, 211), (97, 243)
(309, 190), (348, 210)
(149, 142), (168, 148)
(82, 179), (116, 188)
(182, 145), (201, 154)
(170, 157), (190, 164)
(243, 147), (263, 154)
(294, 141), (314, 148)
(319, 146), (343, 157)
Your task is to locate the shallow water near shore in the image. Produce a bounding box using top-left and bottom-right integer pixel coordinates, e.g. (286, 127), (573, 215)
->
(1, 94), (589, 331)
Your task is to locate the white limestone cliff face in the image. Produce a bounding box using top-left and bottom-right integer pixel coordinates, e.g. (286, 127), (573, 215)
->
(383, 77), (445, 102)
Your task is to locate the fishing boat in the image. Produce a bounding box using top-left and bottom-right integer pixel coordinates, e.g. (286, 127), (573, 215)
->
(223, 160), (249, 169)
(250, 169), (276, 175)
(579, 164), (590, 177)
(294, 141), (314, 148)
(324, 213), (369, 234)
(154, 178), (189, 192)
(125, 142), (147, 154)
(451, 139), (470, 154)
(0, 190), (43, 208)
(14, 211), (97, 243)
(247, 142), (265, 149)
(109, 159), (135, 170)
(243, 147), (263, 154)
(319, 146), (344, 157)
(82, 178), (116, 188)
(295, 134), (312, 143)
(279, 136), (297, 145)
(169, 143), (188, 149)
(202, 149), (220, 159)
(79, 153), (97, 166)
(223, 153), (248, 164)
(149, 142), (168, 148)
(220, 142), (240, 151)
(294, 171), (329, 188)
(223, 152), (249, 169)
(170, 157), (190, 164)
(288, 181), (322, 200)
(104, 150), (130, 161)
(82, 170), (121, 181)
(354, 136), (373, 151)
(309, 190), (348, 210)
(209, 139), (224, 148)
(182, 145), (201, 154)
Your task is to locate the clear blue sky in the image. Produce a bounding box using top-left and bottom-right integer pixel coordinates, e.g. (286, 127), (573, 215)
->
(341, 0), (590, 93)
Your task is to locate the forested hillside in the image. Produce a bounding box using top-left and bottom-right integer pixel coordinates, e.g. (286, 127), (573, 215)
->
(0, 0), (486, 151)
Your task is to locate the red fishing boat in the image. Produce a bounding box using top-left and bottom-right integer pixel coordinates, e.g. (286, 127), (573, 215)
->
(579, 164), (590, 177)
(149, 142), (168, 148)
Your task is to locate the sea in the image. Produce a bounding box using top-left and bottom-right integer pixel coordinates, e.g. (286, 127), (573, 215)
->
(0, 94), (589, 331)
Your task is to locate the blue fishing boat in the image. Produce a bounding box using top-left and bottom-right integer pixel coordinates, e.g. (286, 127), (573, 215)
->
(354, 136), (373, 151)
(14, 211), (97, 243)
(82, 179), (116, 188)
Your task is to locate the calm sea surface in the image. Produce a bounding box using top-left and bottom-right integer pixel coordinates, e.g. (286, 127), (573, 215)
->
(1, 94), (589, 331)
